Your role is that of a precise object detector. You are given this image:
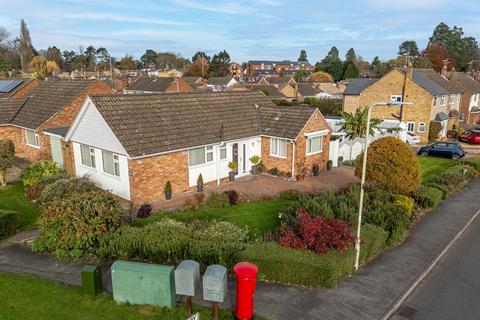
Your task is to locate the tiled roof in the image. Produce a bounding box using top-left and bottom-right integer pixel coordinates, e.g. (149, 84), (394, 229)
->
(207, 77), (234, 86)
(400, 68), (462, 95)
(268, 77), (296, 85)
(451, 72), (480, 94)
(248, 60), (312, 67)
(126, 77), (175, 92)
(182, 76), (202, 85)
(435, 112), (450, 121)
(10, 79), (96, 130)
(343, 78), (377, 95)
(0, 96), (29, 124)
(88, 91), (317, 157)
(251, 85), (286, 99)
(43, 126), (70, 138)
(0, 78), (34, 98)
(253, 70), (277, 75)
(298, 83), (322, 97)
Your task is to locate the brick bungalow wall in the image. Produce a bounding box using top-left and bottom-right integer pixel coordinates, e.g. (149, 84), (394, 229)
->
(343, 69), (434, 143)
(128, 150), (190, 205)
(0, 126), (26, 155)
(261, 109), (331, 177)
(21, 80), (113, 167)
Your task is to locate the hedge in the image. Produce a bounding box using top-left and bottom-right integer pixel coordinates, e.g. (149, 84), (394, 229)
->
(0, 210), (19, 240)
(21, 160), (62, 187)
(239, 224), (388, 288)
(412, 186), (444, 208)
(423, 182), (449, 199)
(426, 164), (477, 192)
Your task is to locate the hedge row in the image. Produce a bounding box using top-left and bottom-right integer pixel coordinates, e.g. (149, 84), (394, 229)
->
(0, 210), (19, 240)
(239, 224), (388, 288)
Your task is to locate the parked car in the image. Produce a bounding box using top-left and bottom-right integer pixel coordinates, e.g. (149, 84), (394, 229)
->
(458, 130), (480, 144)
(406, 132), (421, 144)
(417, 141), (465, 159)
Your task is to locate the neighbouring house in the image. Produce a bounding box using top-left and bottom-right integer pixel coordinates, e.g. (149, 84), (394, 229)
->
(0, 78), (38, 98)
(0, 79), (112, 174)
(124, 77), (194, 94)
(448, 71), (480, 126)
(267, 76), (298, 86)
(206, 77), (238, 91)
(229, 62), (243, 79)
(157, 69), (184, 78)
(246, 60), (314, 77)
(278, 83), (297, 101)
(249, 84), (287, 100)
(343, 65), (462, 143)
(297, 83), (343, 101)
(65, 91), (332, 205)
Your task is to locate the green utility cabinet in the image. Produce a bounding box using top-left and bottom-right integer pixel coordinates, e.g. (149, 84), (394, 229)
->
(111, 261), (176, 308)
(81, 264), (103, 295)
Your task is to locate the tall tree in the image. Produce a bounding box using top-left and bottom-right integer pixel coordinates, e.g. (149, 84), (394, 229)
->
(398, 40), (420, 57)
(319, 46), (339, 66)
(62, 50), (77, 72)
(208, 50), (231, 77)
(298, 49), (308, 61)
(19, 19), (34, 71)
(42, 46), (63, 69)
(345, 48), (357, 64)
(343, 62), (360, 79)
(192, 51), (210, 64)
(119, 55), (135, 70)
(423, 43), (454, 72)
(324, 58), (344, 82)
(140, 49), (157, 67)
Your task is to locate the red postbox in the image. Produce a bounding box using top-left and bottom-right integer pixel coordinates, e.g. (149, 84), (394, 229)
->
(234, 262), (259, 320)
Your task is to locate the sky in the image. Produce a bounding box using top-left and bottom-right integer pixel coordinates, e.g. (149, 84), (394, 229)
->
(1, 0), (479, 64)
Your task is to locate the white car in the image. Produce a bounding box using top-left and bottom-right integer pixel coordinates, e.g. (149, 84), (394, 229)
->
(406, 132), (421, 144)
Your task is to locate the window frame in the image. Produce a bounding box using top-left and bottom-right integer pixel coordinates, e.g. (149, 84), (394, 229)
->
(219, 146), (227, 160)
(407, 121), (415, 133)
(80, 144), (96, 168)
(418, 122), (426, 133)
(433, 96), (438, 107)
(188, 146), (215, 167)
(390, 95), (403, 103)
(25, 129), (40, 148)
(306, 135), (324, 156)
(270, 138), (287, 158)
(102, 150), (121, 177)
(440, 95), (446, 106)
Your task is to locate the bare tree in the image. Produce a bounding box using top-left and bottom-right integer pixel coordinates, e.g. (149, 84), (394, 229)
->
(19, 19), (34, 71)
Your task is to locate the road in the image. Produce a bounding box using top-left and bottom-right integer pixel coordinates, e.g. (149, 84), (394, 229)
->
(393, 213), (480, 320)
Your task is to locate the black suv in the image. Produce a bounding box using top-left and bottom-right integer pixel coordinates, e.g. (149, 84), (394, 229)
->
(417, 141), (465, 160)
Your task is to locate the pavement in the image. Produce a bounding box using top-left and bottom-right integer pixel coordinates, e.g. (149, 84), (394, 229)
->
(391, 208), (480, 320)
(0, 179), (480, 320)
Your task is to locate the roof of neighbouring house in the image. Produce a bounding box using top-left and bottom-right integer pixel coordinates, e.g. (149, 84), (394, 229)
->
(43, 126), (70, 138)
(248, 60), (312, 67)
(343, 78), (377, 95)
(399, 68), (462, 96)
(0, 96), (29, 124)
(182, 76), (203, 85)
(451, 72), (480, 94)
(298, 83), (323, 97)
(86, 91), (319, 157)
(0, 79), (97, 129)
(126, 77), (176, 92)
(0, 78), (35, 98)
(435, 112), (450, 121)
(206, 77), (235, 86)
(267, 77), (296, 85)
(250, 84), (286, 99)
(253, 70), (277, 75)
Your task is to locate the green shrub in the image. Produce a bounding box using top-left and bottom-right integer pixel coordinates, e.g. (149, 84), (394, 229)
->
(279, 189), (305, 200)
(24, 173), (66, 201)
(355, 137), (421, 194)
(32, 190), (122, 259)
(206, 192), (230, 208)
(0, 139), (15, 187)
(21, 160), (61, 187)
(427, 164), (476, 192)
(423, 182), (449, 199)
(412, 186), (443, 208)
(459, 158), (480, 172)
(342, 160), (355, 167)
(0, 210), (19, 240)
(39, 177), (97, 204)
(239, 224), (387, 287)
(382, 204), (410, 244)
(99, 218), (247, 270)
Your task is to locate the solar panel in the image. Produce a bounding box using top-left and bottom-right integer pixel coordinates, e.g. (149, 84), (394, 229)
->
(0, 80), (24, 93)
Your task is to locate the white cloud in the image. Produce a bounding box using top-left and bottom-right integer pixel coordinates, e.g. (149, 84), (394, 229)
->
(64, 12), (193, 26)
(169, 0), (251, 14)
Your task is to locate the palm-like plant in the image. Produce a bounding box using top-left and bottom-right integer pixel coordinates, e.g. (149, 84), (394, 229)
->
(340, 108), (381, 160)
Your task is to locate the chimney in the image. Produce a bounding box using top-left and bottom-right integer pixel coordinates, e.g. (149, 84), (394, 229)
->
(448, 67), (456, 81)
(407, 63), (413, 79)
(441, 59), (448, 78)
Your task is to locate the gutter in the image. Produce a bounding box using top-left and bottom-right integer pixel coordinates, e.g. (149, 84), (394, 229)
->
(291, 140), (295, 178)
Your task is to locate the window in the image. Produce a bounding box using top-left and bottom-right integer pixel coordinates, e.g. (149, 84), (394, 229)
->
(307, 135), (323, 155)
(474, 94), (478, 102)
(433, 97), (438, 107)
(390, 95), (403, 103)
(440, 96), (446, 106)
(102, 150), (120, 176)
(80, 144), (96, 168)
(219, 146), (227, 160)
(418, 122), (426, 133)
(407, 121), (415, 133)
(25, 129), (40, 147)
(449, 94), (455, 105)
(189, 146), (215, 167)
(270, 138), (287, 158)
(460, 113), (465, 122)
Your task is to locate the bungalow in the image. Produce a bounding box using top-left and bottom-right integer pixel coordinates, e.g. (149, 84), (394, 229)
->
(206, 77), (238, 91)
(0, 79), (112, 173)
(124, 77), (193, 94)
(65, 91), (332, 205)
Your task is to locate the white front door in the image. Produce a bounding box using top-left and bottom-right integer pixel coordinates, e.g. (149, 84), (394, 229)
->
(238, 142), (248, 175)
(49, 136), (64, 169)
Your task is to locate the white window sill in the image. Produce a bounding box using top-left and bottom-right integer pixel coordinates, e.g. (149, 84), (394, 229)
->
(270, 154), (287, 159)
(189, 161), (215, 169)
(306, 150), (323, 156)
(80, 163), (97, 171)
(101, 170), (121, 180)
(26, 143), (40, 149)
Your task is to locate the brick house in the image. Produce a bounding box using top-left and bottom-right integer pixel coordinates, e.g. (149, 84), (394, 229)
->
(448, 71), (480, 126)
(124, 77), (194, 94)
(65, 91), (331, 205)
(343, 66), (462, 143)
(229, 63), (243, 79)
(246, 60), (314, 77)
(0, 79), (112, 174)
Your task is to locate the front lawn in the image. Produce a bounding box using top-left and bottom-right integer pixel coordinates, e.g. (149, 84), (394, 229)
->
(0, 272), (236, 320)
(0, 181), (39, 230)
(417, 156), (456, 183)
(133, 198), (292, 235)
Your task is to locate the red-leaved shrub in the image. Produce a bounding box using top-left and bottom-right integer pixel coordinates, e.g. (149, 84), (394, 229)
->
(279, 207), (355, 254)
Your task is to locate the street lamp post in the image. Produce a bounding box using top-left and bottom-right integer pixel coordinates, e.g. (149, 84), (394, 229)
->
(354, 101), (413, 271)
